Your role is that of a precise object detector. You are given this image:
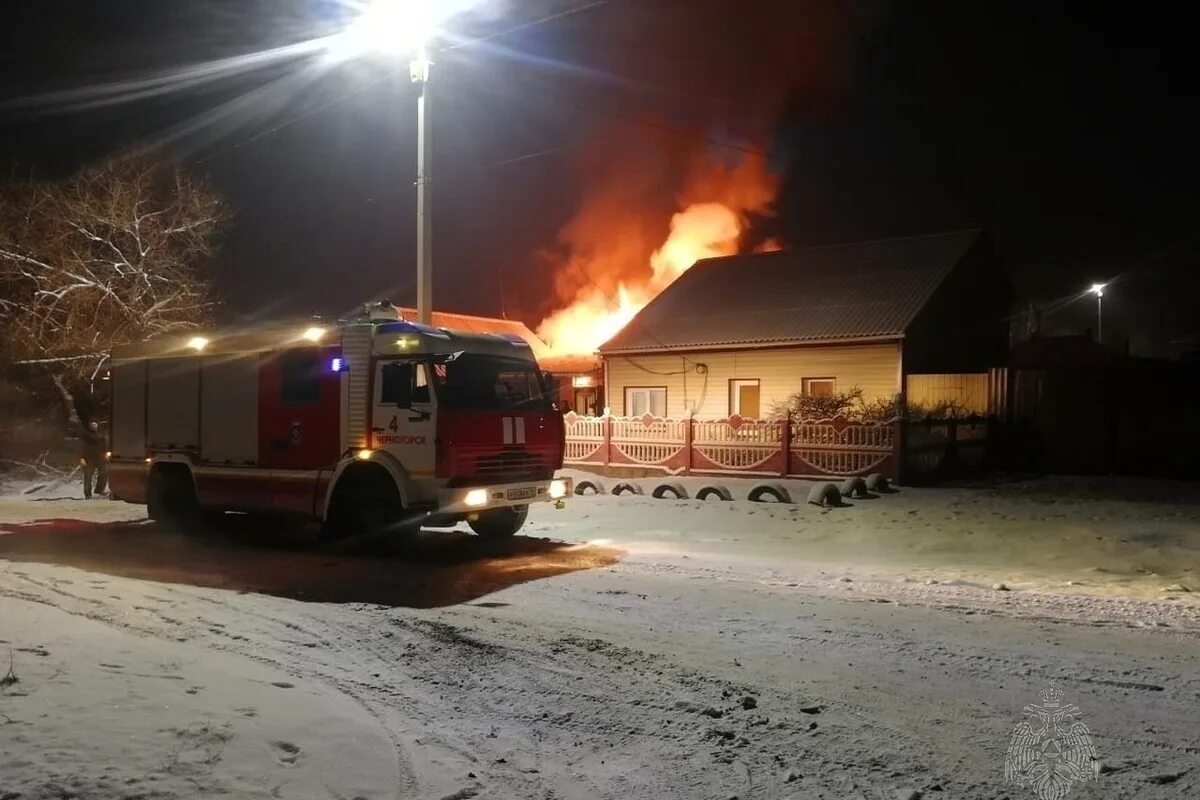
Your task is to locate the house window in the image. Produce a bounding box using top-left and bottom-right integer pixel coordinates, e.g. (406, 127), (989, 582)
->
(625, 387), (666, 417)
(802, 377), (836, 398)
(280, 350), (321, 407)
(729, 379), (761, 418)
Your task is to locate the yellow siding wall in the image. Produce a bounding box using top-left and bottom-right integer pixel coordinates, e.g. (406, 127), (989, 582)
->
(604, 343), (901, 419)
(905, 373), (989, 414)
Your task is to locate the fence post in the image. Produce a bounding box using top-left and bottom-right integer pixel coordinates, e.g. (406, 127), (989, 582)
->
(894, 418), (905, 483)
(603, 413), (613, 467)
(780, 417), (792, 477)
(684, 416), (694, 475)
(947, 420), (959, 476)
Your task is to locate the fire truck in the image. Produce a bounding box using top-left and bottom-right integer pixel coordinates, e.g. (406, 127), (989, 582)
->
(106, 303), (571, 539)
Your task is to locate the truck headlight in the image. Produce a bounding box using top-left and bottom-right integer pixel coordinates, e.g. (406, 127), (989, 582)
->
(549, 479), (568, 499)
(465, 489), (488, 507)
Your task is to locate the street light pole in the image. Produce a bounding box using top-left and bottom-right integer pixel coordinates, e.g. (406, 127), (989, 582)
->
(1089, 282), (1106, 343)
(336, 0), (470, 326)
(412, 45), (433, 325)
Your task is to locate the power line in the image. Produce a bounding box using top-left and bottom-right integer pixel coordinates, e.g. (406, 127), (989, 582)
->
(441, 0), (613, 53)
(196, 66), (404, 164)
(190, 0), (780, 173)
(194, 0), (614, 164)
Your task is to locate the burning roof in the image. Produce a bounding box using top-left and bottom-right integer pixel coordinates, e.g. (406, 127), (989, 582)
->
(599, 230), (985, 353)
(535, 152), (780, 358)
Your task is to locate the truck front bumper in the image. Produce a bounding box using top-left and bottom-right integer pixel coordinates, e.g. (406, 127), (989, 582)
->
(438, 477), (572, 514)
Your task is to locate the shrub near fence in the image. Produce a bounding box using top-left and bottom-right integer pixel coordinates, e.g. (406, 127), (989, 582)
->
(563, 412), (900, 480)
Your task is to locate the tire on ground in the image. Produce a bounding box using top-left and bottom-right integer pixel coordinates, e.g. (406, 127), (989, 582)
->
(865, 473), (892, 492)
(147, 465), (201, 531)
(468, 504), (529, 538)
(651, 482), (689, 500)
(611, 482), (644, 496)
(748, 483), (793, 503)
(323, 466), (405, 541)
(839, 476), (871, 499)
(574, 479), (606, 496)
(696, 484), (734, 501)
(807, 482), (842, 507)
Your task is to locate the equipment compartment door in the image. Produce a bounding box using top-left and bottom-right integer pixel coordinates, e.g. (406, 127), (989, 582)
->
(373, 360), (436, 483)
(260, 348), (340, 514)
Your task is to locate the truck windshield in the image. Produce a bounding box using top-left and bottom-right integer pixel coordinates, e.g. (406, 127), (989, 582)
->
(432, 354), (551, 410)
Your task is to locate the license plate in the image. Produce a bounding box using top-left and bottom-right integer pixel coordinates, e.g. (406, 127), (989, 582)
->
(507, 487), (537, 501)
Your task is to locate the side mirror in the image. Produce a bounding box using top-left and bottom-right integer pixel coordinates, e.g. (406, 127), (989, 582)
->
(541, 371), (555, 397)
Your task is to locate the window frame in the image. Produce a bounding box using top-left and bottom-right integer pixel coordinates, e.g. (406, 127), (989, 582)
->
(412, 362), (431, 405)
(624, 386), (667, 418)
(430, 353), (552, 410)
(728, 378), (761, 418)
(377, 359), (433, 408)
(802, 377), (837, 398)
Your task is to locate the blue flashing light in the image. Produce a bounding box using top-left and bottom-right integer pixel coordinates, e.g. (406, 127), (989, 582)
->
(330, 357), (346, 372)
(376, 320), (452, 339)
(377, 321), (434, 335)
(375, 321), (423, 335)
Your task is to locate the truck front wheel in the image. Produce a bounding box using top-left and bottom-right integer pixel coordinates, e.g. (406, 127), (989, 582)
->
(467, 505), (528, 539)
(323, 468), (407, 542)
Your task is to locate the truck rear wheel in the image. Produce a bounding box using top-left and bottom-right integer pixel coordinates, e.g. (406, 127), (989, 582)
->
(147, 466), (200, 531)
(467, 505), (528, 539)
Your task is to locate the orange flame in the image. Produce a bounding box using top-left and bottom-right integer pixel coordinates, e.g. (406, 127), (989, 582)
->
(538, 154), (779, 356)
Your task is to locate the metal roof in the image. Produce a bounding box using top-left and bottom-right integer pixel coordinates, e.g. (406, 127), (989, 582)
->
(395, 307), (552, 360)
(599, 230), (984, 354)
(539, 354), (602, 374)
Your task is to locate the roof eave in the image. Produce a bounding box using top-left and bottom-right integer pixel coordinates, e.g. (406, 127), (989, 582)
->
(599, 333), (904, 356)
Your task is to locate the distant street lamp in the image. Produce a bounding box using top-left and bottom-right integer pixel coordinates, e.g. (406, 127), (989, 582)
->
(337, 0), (465, 325)
(1088, 282), (1107, 342)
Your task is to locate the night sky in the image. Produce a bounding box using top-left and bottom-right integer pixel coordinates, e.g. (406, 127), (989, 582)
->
(2, 1), (1197, 355)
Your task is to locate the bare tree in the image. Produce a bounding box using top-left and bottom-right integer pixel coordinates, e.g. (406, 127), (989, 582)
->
(0, 153), (225, 419)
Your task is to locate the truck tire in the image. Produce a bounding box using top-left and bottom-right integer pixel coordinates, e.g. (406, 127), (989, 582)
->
(147, 466), (201, 532)
(468, 505), (529, 538)
(323, 468), (405, 541)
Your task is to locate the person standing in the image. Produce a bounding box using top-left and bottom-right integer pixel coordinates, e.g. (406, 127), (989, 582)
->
(80, 420), (107, 499)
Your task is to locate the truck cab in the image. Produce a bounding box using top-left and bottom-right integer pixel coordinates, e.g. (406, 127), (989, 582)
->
(107, 305), (570, 540)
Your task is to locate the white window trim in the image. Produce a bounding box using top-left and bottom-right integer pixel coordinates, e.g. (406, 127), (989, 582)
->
(802, 377), (836, 396)
(729, 379), (761, 417)
(625, 386), (666, 418)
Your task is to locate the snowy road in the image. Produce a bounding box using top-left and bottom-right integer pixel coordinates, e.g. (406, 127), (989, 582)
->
(2, 477), (1199, 799)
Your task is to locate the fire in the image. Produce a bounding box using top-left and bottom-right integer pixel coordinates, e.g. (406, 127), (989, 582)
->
(536, 285), (642, 360)
(537, 153), (779, 356)
(649, 202), (742, 290)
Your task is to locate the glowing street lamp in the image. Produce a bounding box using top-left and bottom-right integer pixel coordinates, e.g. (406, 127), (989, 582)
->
(334, 0), (469, 326)
(1088, 282), (1107, 342)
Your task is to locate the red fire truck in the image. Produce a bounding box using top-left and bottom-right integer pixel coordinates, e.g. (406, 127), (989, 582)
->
(106, 303), (571, 539)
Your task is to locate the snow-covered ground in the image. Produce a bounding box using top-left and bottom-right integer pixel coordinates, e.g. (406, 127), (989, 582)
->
(2, 472), (1199, 798)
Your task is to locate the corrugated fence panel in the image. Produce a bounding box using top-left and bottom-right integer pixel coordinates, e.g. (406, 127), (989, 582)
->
(906, 373), (988, 414)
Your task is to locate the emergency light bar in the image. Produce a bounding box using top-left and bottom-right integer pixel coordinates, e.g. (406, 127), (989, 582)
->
(376, 320), (451, 339)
